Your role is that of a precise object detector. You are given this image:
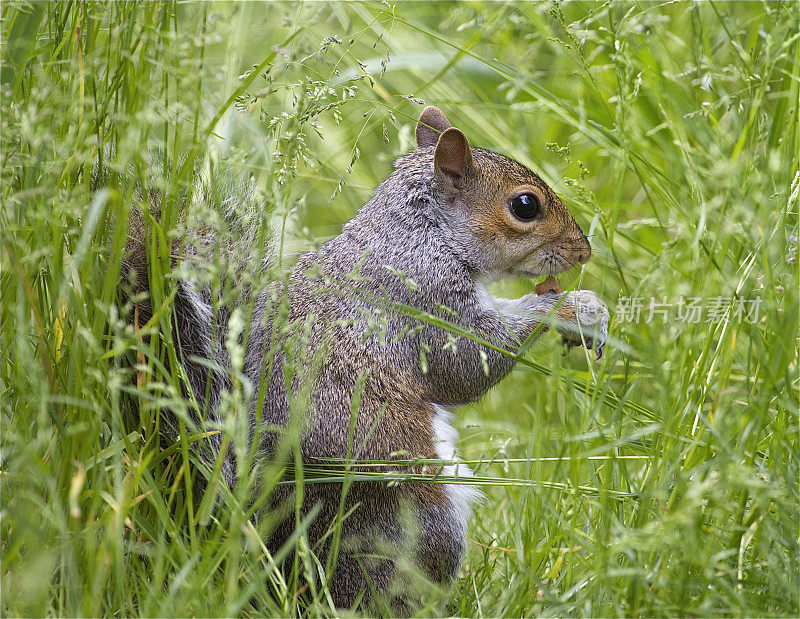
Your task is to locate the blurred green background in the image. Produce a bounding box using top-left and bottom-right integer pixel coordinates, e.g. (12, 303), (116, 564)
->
(2, 1), (798, 616)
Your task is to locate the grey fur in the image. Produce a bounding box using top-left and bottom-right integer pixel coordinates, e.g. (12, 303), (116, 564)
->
(125, 108), (609, 610)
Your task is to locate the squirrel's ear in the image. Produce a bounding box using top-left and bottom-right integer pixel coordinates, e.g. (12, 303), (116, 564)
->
(433, 127), (474, 188)
(416, 106), (451, 148)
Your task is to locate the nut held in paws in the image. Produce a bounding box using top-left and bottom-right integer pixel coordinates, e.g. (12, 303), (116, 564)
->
(535, 276), (563, 295)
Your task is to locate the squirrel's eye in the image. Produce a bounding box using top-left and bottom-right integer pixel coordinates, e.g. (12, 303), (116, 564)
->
(510, 193), (540, 221)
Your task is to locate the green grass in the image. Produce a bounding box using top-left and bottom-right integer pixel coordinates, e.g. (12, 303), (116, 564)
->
(2, 1), (798, 616)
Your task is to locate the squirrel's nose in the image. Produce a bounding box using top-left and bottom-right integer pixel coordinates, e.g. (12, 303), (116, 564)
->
(575, 234), (591, 264)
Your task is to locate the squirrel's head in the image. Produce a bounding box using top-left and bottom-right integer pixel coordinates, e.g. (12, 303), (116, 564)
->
(415, 106), (591, 278)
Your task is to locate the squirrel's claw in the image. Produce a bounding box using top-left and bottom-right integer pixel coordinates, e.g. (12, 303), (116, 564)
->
(559, 290), (609, 361)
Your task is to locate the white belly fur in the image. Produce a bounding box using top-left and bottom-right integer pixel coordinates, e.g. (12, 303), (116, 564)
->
(431, 405), (483, 534)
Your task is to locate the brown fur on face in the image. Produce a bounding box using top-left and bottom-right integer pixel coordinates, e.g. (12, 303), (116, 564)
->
(446, 147), (590, 277)
(469, 148), (589, 276)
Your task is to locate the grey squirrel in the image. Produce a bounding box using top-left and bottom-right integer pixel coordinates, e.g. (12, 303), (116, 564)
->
(123, 106), (609, 610)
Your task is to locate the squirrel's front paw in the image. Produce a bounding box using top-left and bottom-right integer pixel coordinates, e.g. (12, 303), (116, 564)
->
(556, 290), (609, 360)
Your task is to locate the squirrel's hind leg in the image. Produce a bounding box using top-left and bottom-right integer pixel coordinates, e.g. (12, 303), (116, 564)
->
(327, 483), (474, 612)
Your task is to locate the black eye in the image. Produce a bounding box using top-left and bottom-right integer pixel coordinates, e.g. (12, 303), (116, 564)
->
(510, 192), (541, 221)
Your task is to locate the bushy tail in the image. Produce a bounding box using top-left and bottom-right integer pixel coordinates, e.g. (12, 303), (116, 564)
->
(115, 158), (271, 483)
